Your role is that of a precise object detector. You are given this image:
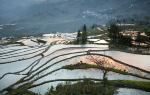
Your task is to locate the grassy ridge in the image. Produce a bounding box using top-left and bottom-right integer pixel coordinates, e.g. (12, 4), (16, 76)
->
(108, 80), (150, 92)
(63, 63), (150, 92)
(63, 62), (149, 80)
(5, 63), (150, 95)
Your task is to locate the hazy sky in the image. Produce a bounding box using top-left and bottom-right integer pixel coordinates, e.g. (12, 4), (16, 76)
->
(0, 0), (150, 36)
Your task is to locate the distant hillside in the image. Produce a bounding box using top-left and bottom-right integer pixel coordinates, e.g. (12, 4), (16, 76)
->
(0, 0), (150, 37)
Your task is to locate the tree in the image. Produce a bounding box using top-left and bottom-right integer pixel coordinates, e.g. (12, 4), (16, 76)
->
(75, 25), (88, 44)
(145, 27), (150, 37)
(136, 32), (142, 46)
(108, 24), (120, 43)
(145, 28), (150, 45)
(76, 30), (81, 44)
(91, 24), (97, 29)
(50, 86), (54, 92)
(118, 35), (132, 46)
(87, 55), (112, 87)
(81, 24), (87, 44)
(86, 55), (115, 95)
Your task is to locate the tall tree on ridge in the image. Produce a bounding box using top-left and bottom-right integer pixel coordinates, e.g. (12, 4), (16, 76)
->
(82, 24), (87, 44)
(108, 24), (120, 43)
(76, 30), (81, 44)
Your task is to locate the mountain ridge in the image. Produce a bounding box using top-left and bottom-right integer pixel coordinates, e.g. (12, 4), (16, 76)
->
(0, 0), (150, 37)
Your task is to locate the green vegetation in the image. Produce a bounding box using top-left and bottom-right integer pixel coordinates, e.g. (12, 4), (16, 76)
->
(144, 27), (150, 43)
(5, 62), (150, 95)
(108, 80), (150, 92)
(44, 79), (150, 95)
(63, 62), (99, 70)
(6, 82), (37, 95)
(63, 62), (150, 80)
(6, 79), (150, 95)
(108, 19), (150, 44)
(45, 80), (117, 95)
(0, 38), (25, 46)
(2, 19), (150, 95)
(76, 30), (81, 44)
(73, 20), (150, 54)
(82, 24), (87, 44)
(63, 62), (127, 74)
(87, 25), (107, 36)
(37, 39), (47, 44)
(107, 19), (150, 54)
(108, 24), (120, 43)
(75, 24), (87, 44)
(145, 27), (150, 37)
(75, 24), (107, 44)
(108, 24), (132, 46)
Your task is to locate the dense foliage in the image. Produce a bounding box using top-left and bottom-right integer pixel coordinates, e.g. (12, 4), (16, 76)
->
(76, 24), (87, 44)
(45, 80), (117, 95)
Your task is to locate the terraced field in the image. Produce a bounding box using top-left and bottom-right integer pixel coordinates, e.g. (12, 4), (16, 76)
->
(0, 41), (150, 95)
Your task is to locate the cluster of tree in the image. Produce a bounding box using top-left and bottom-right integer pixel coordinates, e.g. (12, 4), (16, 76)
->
(76, 24), (87, 44)
(144, 27), (150, 37)
(108, 24), (132, 46)
(108, 23), (150, 47)
(45, 80), (116, 95)
(136, 32), (150, 48)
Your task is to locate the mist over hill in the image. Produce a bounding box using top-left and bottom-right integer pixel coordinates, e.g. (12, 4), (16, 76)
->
(0, 0), (150, 37)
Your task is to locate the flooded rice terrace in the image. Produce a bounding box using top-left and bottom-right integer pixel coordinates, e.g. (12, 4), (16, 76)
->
(0, 42), (150, 95)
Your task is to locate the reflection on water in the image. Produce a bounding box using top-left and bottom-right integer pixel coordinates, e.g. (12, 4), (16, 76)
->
(0, 44), (150, 95)
(105, 51), (150, 71)
(31, 69), (149, 94)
